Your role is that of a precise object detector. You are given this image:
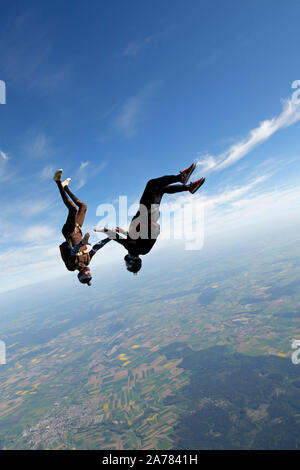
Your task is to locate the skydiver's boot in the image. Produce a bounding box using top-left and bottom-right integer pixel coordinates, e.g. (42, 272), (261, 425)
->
(189, 177), (206, 194)
(180, 163), (196, 185)
(53, 169), (63, 182)
(62, 177), (71, 189)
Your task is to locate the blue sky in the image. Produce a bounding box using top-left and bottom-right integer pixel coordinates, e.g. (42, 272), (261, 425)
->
(1, 0), (300, 292)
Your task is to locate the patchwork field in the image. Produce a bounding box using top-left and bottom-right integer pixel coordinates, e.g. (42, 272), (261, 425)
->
(0, 232), (300, 449)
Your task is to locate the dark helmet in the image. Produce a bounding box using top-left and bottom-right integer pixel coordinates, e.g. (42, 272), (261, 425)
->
(124, 254), (142, 275)
(77, 266), (92, 286)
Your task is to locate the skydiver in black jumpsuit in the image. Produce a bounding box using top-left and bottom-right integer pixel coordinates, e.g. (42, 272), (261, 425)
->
(94, 164), (205, 274)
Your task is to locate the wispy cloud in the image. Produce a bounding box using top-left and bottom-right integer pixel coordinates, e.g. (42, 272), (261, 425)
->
(196, 96), (300, 174)
(74, 161), (90, 189)
(203, 181), (300, 236)
(0, 242), (66, 293)
(28, 66), (69, 92)
(0, 10), (69, 92)
(0, 150), (9, 160)
(0, 154), (15, 183)
(30, 132), (51, 159)
(198, 50), (222, 69)
(73, 160), (107, 190)
(114, 95), (143, 138)
(124, 35), (157, 57)
(111, 81), (161, 138)
(158, 172), (300, 246)
(123, 26), (175, 57)
(21, 130), (53, 160)
(38, 164), (54, 180)
(22, 224), (56, 243)
(203, 174), (271, 209)
(1, 196), (54, 220)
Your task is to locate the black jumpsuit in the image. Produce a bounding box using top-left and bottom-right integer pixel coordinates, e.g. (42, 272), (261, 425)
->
(108, 174), (189, 256)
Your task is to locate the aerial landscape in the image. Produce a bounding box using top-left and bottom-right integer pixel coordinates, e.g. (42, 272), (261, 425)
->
(1, 226), (299, 449)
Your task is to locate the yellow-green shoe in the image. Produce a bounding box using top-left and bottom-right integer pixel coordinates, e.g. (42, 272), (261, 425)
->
(53, 169), (63, 182)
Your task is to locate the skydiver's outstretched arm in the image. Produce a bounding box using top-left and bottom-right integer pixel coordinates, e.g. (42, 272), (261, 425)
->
(94, 227), (134, 252)
(89, 237), (111, 260)
(94, 227), (123, 239)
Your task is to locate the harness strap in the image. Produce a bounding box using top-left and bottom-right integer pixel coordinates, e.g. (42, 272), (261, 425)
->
(78, 249), (89, 255)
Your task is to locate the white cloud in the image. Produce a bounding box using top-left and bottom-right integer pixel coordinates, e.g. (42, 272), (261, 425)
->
(0, 243), (67, 293)
(198, 50), (222, 69)
(203, 174), (271, 209)
(112, 81), (161, 138)
(38, 164), (54, 180)
(195, 97), (300, 174)
(0, 11), (68, 92)
(74, 161), (90, 189)
(21, 130), (53, 160)
(0, 150), (9, 160)
(30, 132), (50, 159)
(7, 197), (54, 218)
(123, 35), (156, 56)
(203, 183), (300, 237)
(123, 26), (175, 57)
(157, 174), (300, 250)
(0, 154), (15, 183)
(194, 153), (218, 173)
(22, 224), (55, 243)
(114, 95), (142, 138)
(73, 160), (107, 190)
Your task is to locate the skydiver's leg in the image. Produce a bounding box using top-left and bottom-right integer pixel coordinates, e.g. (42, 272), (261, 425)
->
(161, 184), (189, 195)
(64, 186), (86, 209)
(76, 202), (87, 228)
(64, 186), (87, 228)
(56, 180), (77, 212)
(129, 175), (183, 237)
(140, 174), (182, 206)
(62, 210), (77, 240)
(142, 175), (182, 194)
(55, 180), (78, 239)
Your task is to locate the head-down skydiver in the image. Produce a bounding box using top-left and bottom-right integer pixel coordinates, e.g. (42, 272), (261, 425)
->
(53, 169), (110, 285)
(94, 164), (205, 274)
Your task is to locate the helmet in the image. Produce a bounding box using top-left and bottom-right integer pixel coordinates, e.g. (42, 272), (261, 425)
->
(77, 266), (92, 285)
(124, 254), (142, 274)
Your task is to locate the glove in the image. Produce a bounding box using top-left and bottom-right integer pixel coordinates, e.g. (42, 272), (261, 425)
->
(82, 233), (91, 245)
(93, 226), (106, 233)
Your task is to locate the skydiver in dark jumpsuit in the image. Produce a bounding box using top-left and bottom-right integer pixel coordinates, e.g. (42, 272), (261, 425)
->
(94, 163), (205, 274)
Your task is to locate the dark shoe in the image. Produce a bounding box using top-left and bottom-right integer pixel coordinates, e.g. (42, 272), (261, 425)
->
(189, 177), (205, 194)
(180, 163), (196, 185)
